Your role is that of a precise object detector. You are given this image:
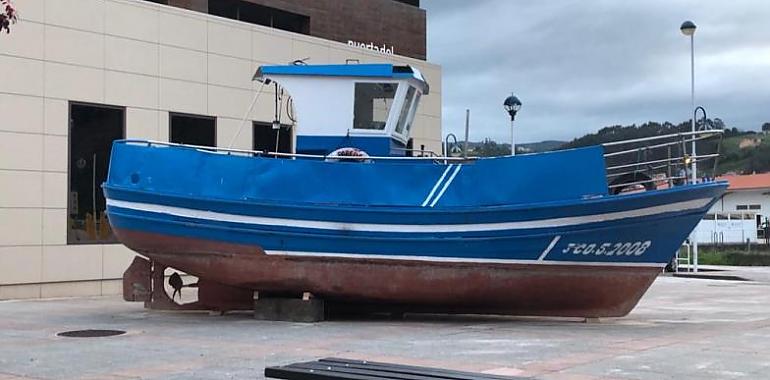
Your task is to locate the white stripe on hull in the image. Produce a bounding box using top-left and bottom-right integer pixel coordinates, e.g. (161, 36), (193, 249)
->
(263, 249), (666, 267)
(429, 164), (462, 207)
(421, 164), (453, 207)
(106, 197), (712, 233)
(538, 235), (561, 261)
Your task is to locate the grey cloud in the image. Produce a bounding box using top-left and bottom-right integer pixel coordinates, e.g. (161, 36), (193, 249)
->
(422, 0), (770, 144)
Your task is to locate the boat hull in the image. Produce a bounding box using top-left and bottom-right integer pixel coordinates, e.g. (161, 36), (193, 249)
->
(113, 228), (661, 318)
(103, 141), (728, 317)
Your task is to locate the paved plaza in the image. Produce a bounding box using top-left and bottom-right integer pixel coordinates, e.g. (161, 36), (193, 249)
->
(1, 272), (770, 379)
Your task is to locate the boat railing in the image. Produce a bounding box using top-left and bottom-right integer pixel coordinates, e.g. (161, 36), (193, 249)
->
(122, 140), (469, 163)
(601, 129), (724, 194)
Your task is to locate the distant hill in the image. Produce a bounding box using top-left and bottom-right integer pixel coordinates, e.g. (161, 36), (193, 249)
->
(520, 140), (565, 153)
(466, 139), (566, 156)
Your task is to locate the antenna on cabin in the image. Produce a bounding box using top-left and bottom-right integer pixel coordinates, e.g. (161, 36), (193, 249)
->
(291, 58), (310, 65)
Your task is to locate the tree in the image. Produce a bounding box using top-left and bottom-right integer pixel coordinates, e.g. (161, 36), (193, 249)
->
(0, 0), (17, 34)
(762, 122), (770, 132)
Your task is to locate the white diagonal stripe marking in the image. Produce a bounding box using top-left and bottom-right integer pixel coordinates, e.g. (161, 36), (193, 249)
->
(421, 164), (453, 207)
(429, 164), (462, 207)
(538, 235), (562, 261)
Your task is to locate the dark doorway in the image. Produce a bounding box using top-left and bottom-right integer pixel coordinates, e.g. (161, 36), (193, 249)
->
(169, 113), (216, 147)
(68, 103), (125, 244)
(253, 122), (292, 153)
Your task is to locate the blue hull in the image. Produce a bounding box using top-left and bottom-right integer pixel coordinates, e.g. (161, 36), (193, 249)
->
(104, 141), (727, 317)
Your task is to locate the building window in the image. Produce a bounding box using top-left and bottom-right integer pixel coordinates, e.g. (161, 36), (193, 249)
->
(737, 205), (748, 210)
(750, 204), (762, 210)
(253, 122), (292, 153)
(353, 83), (397, 130)
(208, 0), (310, 35)
(169, 113), (216, 147)
(68, 103), (125, 244)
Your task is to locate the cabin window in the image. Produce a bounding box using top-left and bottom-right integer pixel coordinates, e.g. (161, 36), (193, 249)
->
(353, 83), (397, 130)
(395, 86), (417, 135)
(404, 92), (421, 135)
(68, 102), (125, 244)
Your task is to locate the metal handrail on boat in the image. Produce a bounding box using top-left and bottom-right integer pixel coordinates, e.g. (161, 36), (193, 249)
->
(600, 129), (724, 193)
(123, 140), (471, 163)
(124, 127), (723, 194)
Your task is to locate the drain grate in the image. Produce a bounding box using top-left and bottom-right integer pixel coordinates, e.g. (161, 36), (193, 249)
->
(57, 329), (126, 338)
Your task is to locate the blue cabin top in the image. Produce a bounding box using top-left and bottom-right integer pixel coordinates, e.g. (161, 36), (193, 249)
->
(254, 64), (429, 157)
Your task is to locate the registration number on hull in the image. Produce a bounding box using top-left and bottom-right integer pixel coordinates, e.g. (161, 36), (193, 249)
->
(562, 241), (652, 256)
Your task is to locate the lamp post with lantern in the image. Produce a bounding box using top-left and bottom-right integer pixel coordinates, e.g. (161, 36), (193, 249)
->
(503, 94), (522, 156)
(681, 20), (699, 272)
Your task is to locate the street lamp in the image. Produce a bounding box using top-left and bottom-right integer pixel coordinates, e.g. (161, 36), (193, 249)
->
(680, 20), (697, 184)
(681, 20), (699, 273)
(503, 94), (522, 156)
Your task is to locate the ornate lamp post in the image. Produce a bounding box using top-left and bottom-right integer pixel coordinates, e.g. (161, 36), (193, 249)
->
(503, 94), (522, 156)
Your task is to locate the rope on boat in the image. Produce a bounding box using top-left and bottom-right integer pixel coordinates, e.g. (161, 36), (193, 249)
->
(227, 81), (268, 149)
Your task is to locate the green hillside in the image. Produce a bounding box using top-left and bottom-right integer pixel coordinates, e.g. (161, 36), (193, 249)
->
(716, 133), (770, 174)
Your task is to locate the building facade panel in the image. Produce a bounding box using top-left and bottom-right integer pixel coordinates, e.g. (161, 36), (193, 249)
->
(0, 210), (42, 247)
(207, 18), (253, 60)
(105, 35), (161, 76)
(42, 209), (68, 246)
(42, 172), (67, 209)
(0, 0), (441, 298)
(0, 55), (44, 96)
(0, 247), (43, 285)
(44, 62), (106, 103)
(105, 0), (161, 42)
(44, 0), (106, 32)
(41, 245), (104, 283)
(0, 132), (43, 171)
(0, 18), (44, 59)
(0, 94), (44, 134)
(44, 25), (105, 68)
(0, 170), (43, 208)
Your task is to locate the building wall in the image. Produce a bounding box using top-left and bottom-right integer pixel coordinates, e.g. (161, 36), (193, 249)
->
(164, 0), (427, 60)
(0, 0), (442, 299)
(710, 190), (769, 218)
(697, 189), (769, 243)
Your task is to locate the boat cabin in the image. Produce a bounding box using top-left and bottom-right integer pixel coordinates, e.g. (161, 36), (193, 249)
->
(253, 64), (429, 157)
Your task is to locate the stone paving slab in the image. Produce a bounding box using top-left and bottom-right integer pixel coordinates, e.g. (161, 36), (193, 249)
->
(1, 274), (770, 379)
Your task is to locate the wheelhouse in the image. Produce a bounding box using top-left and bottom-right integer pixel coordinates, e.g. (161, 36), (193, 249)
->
(254, 63), (429, 157)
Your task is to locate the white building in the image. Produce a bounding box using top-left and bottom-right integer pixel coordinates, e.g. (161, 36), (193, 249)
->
(694, 173), (770, 244)
(0, 0), (442, 299)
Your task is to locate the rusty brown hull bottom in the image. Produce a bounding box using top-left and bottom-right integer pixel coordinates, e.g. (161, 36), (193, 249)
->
(114, 228), (662, 318)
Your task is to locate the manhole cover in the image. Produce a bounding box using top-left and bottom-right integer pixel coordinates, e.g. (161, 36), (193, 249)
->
(57, 329), (126, 338)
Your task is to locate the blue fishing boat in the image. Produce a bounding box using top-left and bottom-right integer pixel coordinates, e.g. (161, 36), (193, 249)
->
(105, 64), (726, 317)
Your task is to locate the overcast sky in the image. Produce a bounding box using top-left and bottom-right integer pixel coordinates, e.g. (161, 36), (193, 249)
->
(421, 0), (770, 144)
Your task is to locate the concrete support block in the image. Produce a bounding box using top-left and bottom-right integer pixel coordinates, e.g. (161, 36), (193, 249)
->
(254, 296), (325, 323)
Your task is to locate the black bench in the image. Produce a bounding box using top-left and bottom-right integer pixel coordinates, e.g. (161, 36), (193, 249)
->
(265, 357), (529, 380)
